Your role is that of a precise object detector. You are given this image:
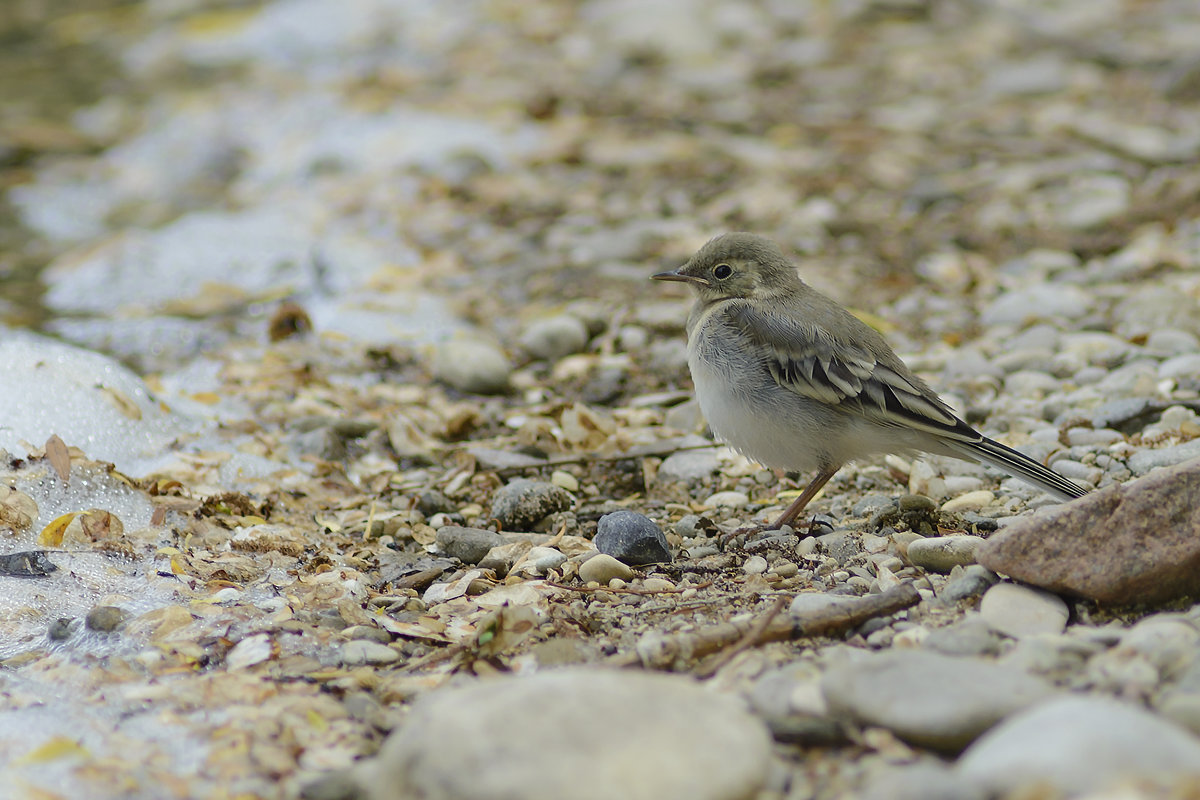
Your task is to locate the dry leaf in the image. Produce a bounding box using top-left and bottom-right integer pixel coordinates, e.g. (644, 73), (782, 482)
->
(38, 512), (80, 547)
(45, 434), (71, 481)
(16, 736), (90, 765)
(0, 486), (39, 533)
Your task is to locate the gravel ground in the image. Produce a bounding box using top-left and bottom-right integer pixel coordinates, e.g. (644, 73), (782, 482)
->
(3, 1), (1200, 798)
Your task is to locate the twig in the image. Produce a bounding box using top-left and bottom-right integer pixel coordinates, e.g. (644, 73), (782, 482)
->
(545, 580), (713, 596)
(611, 583), (921, 671)
(694, 595), (788, 678)
(403, 641), (470, 672)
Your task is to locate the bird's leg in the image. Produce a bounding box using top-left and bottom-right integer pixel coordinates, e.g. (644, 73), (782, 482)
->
(768, 466), (839, 530)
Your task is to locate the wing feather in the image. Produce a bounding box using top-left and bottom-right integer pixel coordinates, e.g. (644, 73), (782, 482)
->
(726, 301), (973, 441)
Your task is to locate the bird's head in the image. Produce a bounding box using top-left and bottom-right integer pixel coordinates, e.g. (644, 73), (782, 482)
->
(652, 233), (801, 302)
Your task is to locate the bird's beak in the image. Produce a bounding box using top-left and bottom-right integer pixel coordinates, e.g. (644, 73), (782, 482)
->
(651, 268), (708, 286)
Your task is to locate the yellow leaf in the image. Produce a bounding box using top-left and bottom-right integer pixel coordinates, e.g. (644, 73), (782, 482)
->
(38, 512), (80, 546)
(17, 736), (89, 764)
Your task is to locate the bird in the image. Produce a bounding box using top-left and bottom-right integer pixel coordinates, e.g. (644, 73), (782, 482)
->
(652, 232), (1087, 531)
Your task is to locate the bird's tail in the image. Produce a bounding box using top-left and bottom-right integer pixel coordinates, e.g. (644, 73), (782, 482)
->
(946, 435), (1088, 501)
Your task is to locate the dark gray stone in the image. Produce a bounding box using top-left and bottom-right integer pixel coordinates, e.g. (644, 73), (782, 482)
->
(436, 526), (504, 564)
(941, 565), (1001, 602)
(47, 617), (75, 642)
(594, 510), (671, 565)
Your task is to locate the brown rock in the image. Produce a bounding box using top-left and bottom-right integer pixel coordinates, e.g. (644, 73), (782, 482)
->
(976, 458), (1200, 605)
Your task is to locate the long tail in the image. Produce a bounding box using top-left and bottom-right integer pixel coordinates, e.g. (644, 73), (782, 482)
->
(946, 435), (1088, 501)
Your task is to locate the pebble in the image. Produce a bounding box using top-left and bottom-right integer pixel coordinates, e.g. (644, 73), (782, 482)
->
(1158, 353), (1200, 381)
(703, 490), (749, 509)
(852, 494), (896, 516)
(364, 667), (772, 800)
(906, 536), (985, 573)
(957, 696), (1200, 796)
(218, 635), (271, 674)
(656, 439), (721, 482)
(748, 664), (843, 746)
(978, 458), (1200, 604)
(940, 491), (994, 513)
(520, 546), (567, 575)
(663, 399), (704, 433)
(816, 531), (862, 565)
(85, 605), (129, 633)
(1064, 427), (1123, 447)
(771, 560), (799, 578)
(436, 526), (504, 564)
(1146, 328), (1199, 356)
(1158, 689), (1200, 737)
(742, 555), (768, 575)
(979, 582), (1069, 638)
(922, 617), (1004, 658)
(940, 565), (1001, 602)
(519, 314), (590, 360)
(594, 510), (671, 565)
(1048, 458), (1100, 485)
(578, 554), (634, 585)
(432, 339), (512, 394)
(789, 592), (858, 620)
(1002, 634), (1103, 681)
(1127, 438), (1200, 475)
(980, 284), (1090, 326)
(820, 649), (1055, 751)
(47, 617), (75, 641)
(550, 470), (579, 492)
(342, 625), (392, 644)
(342, 640), (401, 667)
(861, 762), (986, 800)
(478, 542), (527, 576)
(490, 479), (574, 531)
(641, 577), (675, 592)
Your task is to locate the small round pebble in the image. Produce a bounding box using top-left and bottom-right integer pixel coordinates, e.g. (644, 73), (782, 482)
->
(48, 617), (75, 641)
(578, 553), (635, 584)
(523, 546), (567, 574)
(980, 582), (1069, 638)
(432, 339), (512, 394)
(594, 510), (671, 565)
(642, 577), (675, 592)
(342, 640), (401, 667)
(519, 314), (590, 360)
(704, 490), (750, 509)
(907, 535), (985, 573)
(742, 555), (769, 574)
(941, 565), (1001, 602)
(940, 491), (994, 513)
(85, 605), (129, 633)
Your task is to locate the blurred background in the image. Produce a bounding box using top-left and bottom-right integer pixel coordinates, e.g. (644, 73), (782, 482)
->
(4, 0), (1199, 374)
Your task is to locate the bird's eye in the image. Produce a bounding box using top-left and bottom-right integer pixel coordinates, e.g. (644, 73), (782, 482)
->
(713, 264), (732, 279)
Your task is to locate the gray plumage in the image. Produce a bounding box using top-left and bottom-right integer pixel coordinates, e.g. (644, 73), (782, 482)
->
(653, 233), (1085, 529)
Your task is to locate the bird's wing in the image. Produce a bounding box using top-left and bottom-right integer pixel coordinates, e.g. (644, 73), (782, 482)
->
(726, 301), (977, 442)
